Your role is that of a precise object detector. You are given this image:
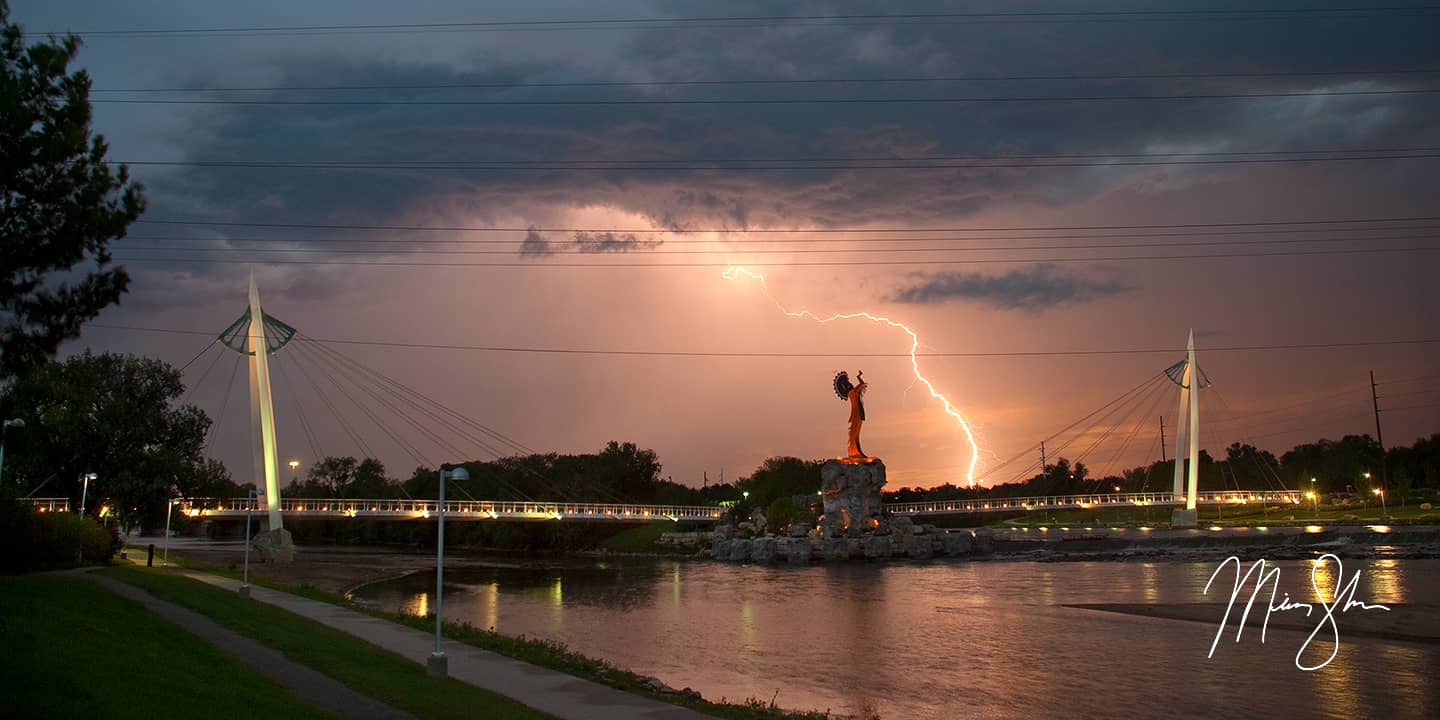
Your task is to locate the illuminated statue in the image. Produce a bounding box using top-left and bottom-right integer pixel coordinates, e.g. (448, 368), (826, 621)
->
(833, 370), (869, 460)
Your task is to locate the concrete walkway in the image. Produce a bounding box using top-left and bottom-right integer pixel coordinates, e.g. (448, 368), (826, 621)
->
(84, 573), (414, 720)
(175, 569), (708, 720)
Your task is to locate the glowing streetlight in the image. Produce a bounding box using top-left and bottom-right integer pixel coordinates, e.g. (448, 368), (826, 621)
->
(0, 418), (24, 484)
(288, 459), (300, 481)
(1373, 487), (1388, 518)
(1305, 490), (1318, 516)
(428, 464), (468, 678)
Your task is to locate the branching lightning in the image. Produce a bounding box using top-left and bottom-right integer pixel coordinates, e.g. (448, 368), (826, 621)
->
(722, 266), (982, 486)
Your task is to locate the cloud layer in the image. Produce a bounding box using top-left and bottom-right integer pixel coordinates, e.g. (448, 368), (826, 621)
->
(889, 265), (1132, 311)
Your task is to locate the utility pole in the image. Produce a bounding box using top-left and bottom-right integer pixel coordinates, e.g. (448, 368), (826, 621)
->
(1040, 441), (1047, 473)
(1159, 415), (1167, 463)
(1370, 371), (1388, 493)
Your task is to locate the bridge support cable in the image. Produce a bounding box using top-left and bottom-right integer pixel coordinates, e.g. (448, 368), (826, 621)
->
(975, 371), (1166, 486)
(204, 353), (244, 455)
(1031, 375), (1171, 493)
(1070, 377), (1171, 487)
(297, 339), (512, 460)
(273, 359), (324, 462)
(285, 340), (376, 458)
(180, 343), (226, 406)
(290, 341), (552, 503)
(1088, 378), (1173, 490)
(288, 342), (433, 468)
(1206, 386), (1296, 492)
(299, 336), (535, 456)
(296, 338), (629, 505)
(292, 340), (461, 462)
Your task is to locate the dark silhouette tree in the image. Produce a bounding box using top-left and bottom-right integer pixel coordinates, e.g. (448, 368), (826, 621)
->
(0, 351), (215, 528)
(1, 2), (145, 380)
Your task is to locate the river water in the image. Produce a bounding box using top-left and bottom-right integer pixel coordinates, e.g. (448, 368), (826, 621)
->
(350, 557), (1440, 719)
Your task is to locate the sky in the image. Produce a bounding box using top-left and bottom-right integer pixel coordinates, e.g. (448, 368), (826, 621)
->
(11, 0), (1440, 492)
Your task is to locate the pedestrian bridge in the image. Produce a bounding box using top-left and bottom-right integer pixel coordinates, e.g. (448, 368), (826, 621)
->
(885, 490), (1301, 516)
(163, 490), (1302, 523)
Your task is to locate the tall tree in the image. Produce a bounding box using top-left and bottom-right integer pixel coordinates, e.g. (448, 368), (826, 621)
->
(0, 351), (214, 528)
(0, 2), (145, 380)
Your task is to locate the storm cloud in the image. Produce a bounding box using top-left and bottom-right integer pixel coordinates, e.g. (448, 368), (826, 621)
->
(889, 265), (1133, 312)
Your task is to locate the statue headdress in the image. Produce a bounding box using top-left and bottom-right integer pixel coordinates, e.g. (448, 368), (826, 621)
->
(833, 371), (854, 400)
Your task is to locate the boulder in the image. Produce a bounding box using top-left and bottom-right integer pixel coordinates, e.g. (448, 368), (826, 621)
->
(908, 536), (934, 559)
(750, 509), (769, 535)
(728, 538), (754, 562)
(972, 527), (995, 554)
(737, 521), (756, 538)
(820, 459), (887, 537)
(863, 534), (890, 559)
(890, 515), (916, 537)
(941, 532), (974, 556)
(252, 528), (295, 564)
(787, 537), (812, 564)
(710, 539), (731, 558)
(712, 524), (736, 542)
(824, 538), (851, 561)
(752, 537), (778, 564)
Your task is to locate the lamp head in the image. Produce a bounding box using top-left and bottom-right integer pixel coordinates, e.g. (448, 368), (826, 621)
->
(83, 472), (97, 480)
(447, 467), (469, 482)
(3, 418), (23, 429)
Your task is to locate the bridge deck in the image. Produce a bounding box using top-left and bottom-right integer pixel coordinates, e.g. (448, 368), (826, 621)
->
(161, 490), (1301, 522)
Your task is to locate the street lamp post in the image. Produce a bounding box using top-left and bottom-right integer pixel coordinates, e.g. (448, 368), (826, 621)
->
(289, 459), (300, 483)
(241, 488), (256, 597)
(163, 497), (177, 566)
(79, 472), (97, 516)
(428, 465), (468, 678)
(1373, 488), (1388, 520)
(0, 418), (24, 484)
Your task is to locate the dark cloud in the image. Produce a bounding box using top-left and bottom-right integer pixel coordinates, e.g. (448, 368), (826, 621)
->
(889, 265), (1133, 312)
(519, 227), (553, 256)
(573, 231), (662, 253)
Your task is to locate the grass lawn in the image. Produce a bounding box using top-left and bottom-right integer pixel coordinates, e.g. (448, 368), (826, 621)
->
(142, 552), (838, 720)
(0, 573), (336, 720)
(101, 565), (554, 720)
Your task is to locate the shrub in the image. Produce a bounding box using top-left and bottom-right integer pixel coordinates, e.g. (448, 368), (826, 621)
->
(0, 500), (116, 573)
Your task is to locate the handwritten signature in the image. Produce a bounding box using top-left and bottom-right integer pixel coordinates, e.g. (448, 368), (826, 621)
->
(1203, 553), (1390, 671)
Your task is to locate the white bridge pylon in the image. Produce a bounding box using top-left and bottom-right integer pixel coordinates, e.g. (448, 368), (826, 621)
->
(1167, 330), (1210, 514)
(217, 275), (298, 531)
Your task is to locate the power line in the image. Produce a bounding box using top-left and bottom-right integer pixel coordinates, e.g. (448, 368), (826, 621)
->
(116, 225), (1440, 246)
(107, 152), (1440, 171)
(89, 68), (1440, 94)
(130, 213), (1440, 234)
(90, 88), (1440, 107)
(45, 7), (1440, 37)
(114, 233), (1438, 256)
(108, 244), (1440, 267)
(83, 323), (1440, 358)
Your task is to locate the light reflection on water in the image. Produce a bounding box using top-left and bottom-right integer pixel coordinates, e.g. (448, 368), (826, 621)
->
(353, 558), (1440, 719)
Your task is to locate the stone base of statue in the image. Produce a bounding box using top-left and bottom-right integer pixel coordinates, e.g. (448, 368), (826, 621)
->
(1170, 508), (1198, 529)
(252, 527), (296, 564)
(820, 458), (887, 538)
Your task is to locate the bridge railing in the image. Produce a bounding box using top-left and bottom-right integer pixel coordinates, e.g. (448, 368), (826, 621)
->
(178, 497), (726, 521)
(28, 497), (71, 513)
(884, 490), (1301, 516)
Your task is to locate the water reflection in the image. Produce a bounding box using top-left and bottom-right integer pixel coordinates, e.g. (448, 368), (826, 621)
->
(351, 558), (1440, 719)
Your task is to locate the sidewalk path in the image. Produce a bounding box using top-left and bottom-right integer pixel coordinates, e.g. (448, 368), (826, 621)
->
(85, 573), (414, 720)
(175, 569), (708, 720)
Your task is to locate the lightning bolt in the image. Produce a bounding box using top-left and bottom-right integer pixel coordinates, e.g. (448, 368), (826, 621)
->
(722, 266), (982, 486)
